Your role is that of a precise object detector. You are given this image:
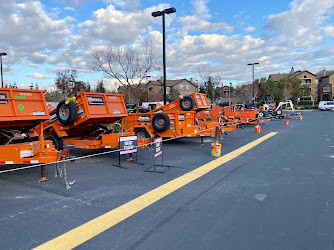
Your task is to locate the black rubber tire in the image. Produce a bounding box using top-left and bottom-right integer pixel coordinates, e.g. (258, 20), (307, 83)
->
(152, 113), (170, 132)
(135, 128), (150, 139)
(180, 96), (195, 111)
(258, 111), (264, 118)
(22, 136), (33, 142)
(56, 100), (77, 125)
(276, 109), (282, 115)
(46, 135), (64, 151)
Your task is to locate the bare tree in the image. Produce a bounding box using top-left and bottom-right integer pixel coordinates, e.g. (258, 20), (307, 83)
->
(91, 42), (159, 106)
(311, 89), (317, 106)
(197, 66), (222, 104)
(282, 86), (292, 101)
(197, 66), (221, 87)
(237, 84), (253, 103)
(55, 69), (86, 94)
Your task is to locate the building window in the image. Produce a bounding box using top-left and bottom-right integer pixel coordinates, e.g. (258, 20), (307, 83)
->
(149, 87), (153, 92)
(186, 85), (190, 90)
(167, 87), (170, 94)
(301, 79), (311, 84)
(304, 75), (307, 78)
(179, 85), (184, 90)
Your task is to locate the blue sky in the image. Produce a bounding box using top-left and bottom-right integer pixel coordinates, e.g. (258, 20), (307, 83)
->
(1, 0), (334, 91)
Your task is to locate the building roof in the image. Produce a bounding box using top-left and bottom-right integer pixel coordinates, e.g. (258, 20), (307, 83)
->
(269, 68), (315, 82)
(268, 73), (289, 82)
(316, 70), (334, 79)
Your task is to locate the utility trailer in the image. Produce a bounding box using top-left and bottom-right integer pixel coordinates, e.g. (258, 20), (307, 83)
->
(221, 105), (268, 125)
(33, 91), (146, 150)
(124, 93), (220, 139)
(196, 105), (239, 131)
(0, 88), (60, 166)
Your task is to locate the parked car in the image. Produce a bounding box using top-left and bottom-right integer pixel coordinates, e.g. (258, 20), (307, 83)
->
(318, 101), (334, 111)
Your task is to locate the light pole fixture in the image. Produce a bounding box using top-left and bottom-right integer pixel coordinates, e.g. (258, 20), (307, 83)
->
(146, 75), (151, 102)
(152, 7), (176, 105)
(247, 62), (259, 105)
(0, 52), (7, 88)
(229, 82), (232, 108)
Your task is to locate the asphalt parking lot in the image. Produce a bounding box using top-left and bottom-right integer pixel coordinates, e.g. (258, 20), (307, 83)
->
(1, 110), (334, 250)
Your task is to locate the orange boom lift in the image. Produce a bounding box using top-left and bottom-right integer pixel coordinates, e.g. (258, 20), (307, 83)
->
(0, 88), (60, 167)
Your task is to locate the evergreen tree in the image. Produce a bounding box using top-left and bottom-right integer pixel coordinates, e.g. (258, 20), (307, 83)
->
(84, 82), (91, 92)
(95, 79), (106, 93)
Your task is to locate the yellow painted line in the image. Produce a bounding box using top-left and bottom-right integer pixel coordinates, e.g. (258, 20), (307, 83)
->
(34, 132), (277, 250)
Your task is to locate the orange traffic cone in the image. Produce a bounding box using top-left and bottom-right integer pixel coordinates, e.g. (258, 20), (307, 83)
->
(255, 118), (261, 133)
(285, 114), (289, 125)
(299, 112), (303, 120)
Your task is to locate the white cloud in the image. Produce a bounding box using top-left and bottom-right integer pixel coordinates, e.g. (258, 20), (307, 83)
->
(0, 0), (72, 66)
(324, 25), (334, 38)
(192, 0), (211, 19)
(178, 16), (233, 34)
(25, 73), (51, 79)
(177, 0), (233, 36)
(265, 0), (333, 35)
(104, 0), (139, 10)
(64, 7), (75, 11)
(59, 0), (91, 8)
(244, 26), (256, 32)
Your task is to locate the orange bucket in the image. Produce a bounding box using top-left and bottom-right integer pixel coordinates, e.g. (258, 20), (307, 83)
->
(255, 125), (261, 133)
(285, 120), (289, 125)
(211, 143), (221, 157)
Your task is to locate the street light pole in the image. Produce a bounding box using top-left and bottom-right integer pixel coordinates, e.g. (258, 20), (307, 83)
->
(247, 62), (259, 106)
(229, 82), (232, 108)
(0, 52), (7, 88)
(146, 75), (151, 101)
(152, 7), (176, 105)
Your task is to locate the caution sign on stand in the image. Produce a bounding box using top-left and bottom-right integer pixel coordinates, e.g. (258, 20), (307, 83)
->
(113, 136), (143, 169)
(120, 136), (137, 155)
(154, 137), (162, 157)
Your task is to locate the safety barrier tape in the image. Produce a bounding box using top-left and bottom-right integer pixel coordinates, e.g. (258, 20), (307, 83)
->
(0, 127), (217, 175)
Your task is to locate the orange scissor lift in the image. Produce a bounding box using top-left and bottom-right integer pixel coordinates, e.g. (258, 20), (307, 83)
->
(0, 88), (60, 168)
(32, 91), (146, 151)
(124, 93), (221, 139)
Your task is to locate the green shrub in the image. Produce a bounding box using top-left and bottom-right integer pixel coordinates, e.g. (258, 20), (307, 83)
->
(299, 100), (313, 106)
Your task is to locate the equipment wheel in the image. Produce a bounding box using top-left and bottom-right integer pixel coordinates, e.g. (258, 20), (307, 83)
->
(180, 96), (195, 111)
(152, 113), (170, 131)
(135, 128), (150, 139)
(56, 100), (77, 125)
(46, 134), (64, 151)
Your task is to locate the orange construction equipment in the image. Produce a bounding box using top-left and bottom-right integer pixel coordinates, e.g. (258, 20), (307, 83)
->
(32, 91), (146, 150)
(124, 93), (218, 139)
(222, 105), (266, 125)
(196, 105), (239, 131)
(0, 88), (60, 166)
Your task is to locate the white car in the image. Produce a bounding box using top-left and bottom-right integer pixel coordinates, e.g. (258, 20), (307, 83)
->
(318, 101), (334, 111)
